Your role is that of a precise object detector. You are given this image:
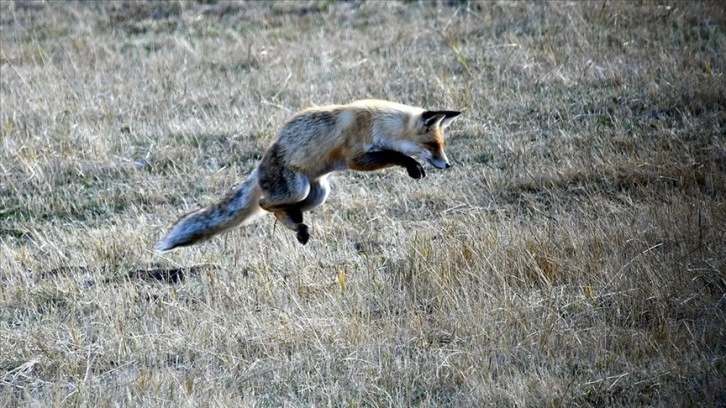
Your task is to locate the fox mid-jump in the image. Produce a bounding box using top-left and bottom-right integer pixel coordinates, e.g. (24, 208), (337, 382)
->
(155, 99), (461, 252)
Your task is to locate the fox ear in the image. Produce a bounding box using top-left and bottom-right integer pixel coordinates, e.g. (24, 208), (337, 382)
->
(421, 110), (461, 129)
(440, 110), (461, 128)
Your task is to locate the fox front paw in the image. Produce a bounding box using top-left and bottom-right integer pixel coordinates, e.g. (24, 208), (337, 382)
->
(296, 224), (310, 245)
(407, 163), (426, 179)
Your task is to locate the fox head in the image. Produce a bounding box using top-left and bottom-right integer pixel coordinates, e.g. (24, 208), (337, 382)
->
(414, 110), (461, 169)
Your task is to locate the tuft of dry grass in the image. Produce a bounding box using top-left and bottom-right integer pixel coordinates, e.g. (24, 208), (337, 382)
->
(1, 1), (724, 406)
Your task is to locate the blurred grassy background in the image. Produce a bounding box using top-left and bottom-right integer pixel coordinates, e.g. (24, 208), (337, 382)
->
(1, 1), (724, 406)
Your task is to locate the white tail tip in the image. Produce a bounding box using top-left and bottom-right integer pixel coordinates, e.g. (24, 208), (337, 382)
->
(154, 239), (173, 253)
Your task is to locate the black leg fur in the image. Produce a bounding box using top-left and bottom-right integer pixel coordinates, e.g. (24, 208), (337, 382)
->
(349, 150), (425, 178)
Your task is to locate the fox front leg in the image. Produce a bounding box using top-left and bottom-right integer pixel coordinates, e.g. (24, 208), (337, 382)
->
(349, 150), (426, 179)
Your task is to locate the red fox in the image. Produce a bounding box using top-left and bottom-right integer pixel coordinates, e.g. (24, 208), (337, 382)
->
(155, 99), (460, 252)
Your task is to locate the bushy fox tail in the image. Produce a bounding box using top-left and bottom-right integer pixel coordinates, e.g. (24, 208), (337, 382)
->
(155, 170), (264, 252)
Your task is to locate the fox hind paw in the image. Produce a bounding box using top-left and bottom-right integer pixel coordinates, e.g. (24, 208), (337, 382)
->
(296, 224), (310, 245)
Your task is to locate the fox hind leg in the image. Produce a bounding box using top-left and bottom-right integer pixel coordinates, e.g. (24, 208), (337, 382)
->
(277, 177), (330, 244)
(261, 198), (311, 245)
(274, 204), (309, 244)
(258, 165), (312, 244)
(298, 176), (331, 213)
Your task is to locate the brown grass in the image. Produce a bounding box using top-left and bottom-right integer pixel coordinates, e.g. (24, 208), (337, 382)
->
(1, 1), (724, 406)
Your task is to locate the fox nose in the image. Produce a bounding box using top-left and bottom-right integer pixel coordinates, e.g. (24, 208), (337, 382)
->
(430, 158), (451, 169)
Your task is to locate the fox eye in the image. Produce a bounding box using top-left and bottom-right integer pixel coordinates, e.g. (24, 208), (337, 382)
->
(424, 141), (441, 150)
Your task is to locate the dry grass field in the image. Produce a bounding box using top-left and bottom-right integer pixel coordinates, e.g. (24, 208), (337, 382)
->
(1, 1), (724, 406)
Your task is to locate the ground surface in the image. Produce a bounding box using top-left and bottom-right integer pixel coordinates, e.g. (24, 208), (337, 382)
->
(1, 1), (724, 406)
